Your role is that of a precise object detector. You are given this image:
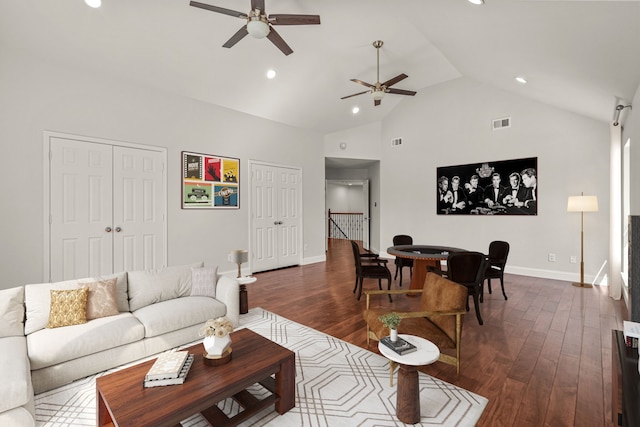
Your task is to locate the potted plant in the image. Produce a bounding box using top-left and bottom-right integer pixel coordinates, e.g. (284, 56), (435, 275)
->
(378, 312), (401, 342)
(199, 316), (234, 357)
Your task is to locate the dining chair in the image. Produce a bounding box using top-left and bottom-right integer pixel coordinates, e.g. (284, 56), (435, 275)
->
(482, 241), (510, 301)
(447, 251), (486, 325)
(350, 240), (392, 302)
(363, 272), (468, 376)
(392, 234), (413, 287)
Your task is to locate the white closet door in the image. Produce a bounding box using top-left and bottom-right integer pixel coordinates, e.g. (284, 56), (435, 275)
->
(276, 168), (301, 268)
(50, 138), (113, 280)
(251, 164), (279, 272)
(250, 162), (302, 273)
(112, 146), (165, 273)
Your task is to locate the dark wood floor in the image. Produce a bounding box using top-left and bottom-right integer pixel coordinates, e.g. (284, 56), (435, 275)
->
(247, 239), (627, 427)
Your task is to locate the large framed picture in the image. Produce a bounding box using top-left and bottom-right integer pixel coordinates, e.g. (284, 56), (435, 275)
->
(436, 157), (537, 215)
(182, 151), (239, 209)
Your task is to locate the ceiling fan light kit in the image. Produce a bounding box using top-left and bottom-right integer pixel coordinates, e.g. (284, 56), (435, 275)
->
(341, 40), (417, 106)
(247, 18), (270, 38)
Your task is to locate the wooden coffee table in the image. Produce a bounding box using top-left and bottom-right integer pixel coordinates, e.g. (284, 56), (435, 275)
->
(96, 328), (295, 427)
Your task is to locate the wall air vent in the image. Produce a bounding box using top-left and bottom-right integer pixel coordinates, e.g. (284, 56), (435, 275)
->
(492, 117), (511, 130)
(391, 137), (403, 147)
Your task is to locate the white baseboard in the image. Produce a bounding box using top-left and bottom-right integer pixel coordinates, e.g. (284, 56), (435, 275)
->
(302, 254), (326, 265)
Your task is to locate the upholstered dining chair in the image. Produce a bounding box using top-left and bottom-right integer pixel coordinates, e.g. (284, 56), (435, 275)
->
(392, 234), (413, 287)
(447, 251), (486, 325)
(363, 272), (467, 377)
(350, 240), (392, 302)
(482, 240), (510, 302)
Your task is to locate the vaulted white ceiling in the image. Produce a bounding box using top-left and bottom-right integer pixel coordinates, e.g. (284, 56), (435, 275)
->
(1, 0), (639, 133)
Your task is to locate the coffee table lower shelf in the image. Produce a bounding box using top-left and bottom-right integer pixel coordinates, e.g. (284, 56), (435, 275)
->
(200, 377), (278, 427)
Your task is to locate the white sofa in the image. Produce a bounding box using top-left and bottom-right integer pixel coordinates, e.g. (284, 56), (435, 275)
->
(0, 262), (239, 426)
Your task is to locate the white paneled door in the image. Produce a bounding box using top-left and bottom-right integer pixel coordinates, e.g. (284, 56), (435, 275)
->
(250, 162), (302, 273)
(48, 136), (166, 281)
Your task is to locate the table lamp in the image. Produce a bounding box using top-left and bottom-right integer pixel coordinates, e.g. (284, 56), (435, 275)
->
(567, 193), (598, 288)
(228, 249), (248, 278)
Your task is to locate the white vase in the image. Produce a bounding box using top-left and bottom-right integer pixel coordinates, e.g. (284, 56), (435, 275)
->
(203, 334), (231, 357)
(390, 328), (398, 342)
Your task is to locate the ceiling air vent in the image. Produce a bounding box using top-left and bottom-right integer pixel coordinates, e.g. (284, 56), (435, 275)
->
(391, 137), (403, 147)
(492, 117), (511, 130)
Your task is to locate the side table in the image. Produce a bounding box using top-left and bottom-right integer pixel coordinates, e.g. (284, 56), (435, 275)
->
(237, 276), (257, 314)
(378, 334), (440, 424)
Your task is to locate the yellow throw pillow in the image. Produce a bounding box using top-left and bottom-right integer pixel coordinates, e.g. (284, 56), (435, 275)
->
(47, 288), (88, 328)
(83, 278), (119, 320)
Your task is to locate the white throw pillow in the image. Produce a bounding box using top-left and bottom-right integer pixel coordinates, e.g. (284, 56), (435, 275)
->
(190, 266), (218, 298)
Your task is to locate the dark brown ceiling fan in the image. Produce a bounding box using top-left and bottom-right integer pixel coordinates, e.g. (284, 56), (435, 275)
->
(189, 0), (320, 56)
(341, 40), (417, 106)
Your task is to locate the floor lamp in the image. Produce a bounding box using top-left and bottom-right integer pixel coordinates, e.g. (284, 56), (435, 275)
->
(567, 193), (599, 288)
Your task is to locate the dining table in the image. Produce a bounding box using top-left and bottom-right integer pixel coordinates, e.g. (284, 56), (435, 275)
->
(387, 245), (467, 291)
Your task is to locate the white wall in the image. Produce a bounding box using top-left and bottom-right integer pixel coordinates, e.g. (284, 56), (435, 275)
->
(324, 122), (382, 160)
(0, 50), (325, 289)
(379, 77), (611, 282)
(625, 85), (640, 214)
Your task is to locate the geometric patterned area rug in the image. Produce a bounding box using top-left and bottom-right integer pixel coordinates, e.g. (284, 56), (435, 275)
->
(35, 308), (487, 426)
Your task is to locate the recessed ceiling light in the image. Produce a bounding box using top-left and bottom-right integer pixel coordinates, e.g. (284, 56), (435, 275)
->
(352, 106), (360, 114)
(85, 0), (101, 8)
(515, 76), (528, 84)
(468, 0), (484, 5)
(266, 69), (276, 79)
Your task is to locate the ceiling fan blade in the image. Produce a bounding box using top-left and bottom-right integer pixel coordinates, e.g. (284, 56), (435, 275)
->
(266, 27), (293, 55)
(251, 0), (265, 12)
(387, 88), (417, 96)
(189, 1), (247, 19)
(374, 99), (382, 106)
(222, 26), (249, 48)
(382, 73), (408, 88)
(350, 79), (375, 89)
(340, 90), (369, 100)
(269, 14), (321, 25)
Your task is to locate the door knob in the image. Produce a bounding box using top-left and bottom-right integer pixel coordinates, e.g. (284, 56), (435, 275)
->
(115, 227), (122, 232)
(105, 227), (112, 233)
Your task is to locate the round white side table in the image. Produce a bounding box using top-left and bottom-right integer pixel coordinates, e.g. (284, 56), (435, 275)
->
(237, 276), (257, 314)
(378, 334), (440, 424)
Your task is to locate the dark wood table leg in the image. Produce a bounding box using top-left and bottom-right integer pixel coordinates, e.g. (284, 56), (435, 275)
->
(275, 353), (296, 414)
(396, 363), (420, 424)
(96, 388), (111, 427)
(239, 284), (248, 314)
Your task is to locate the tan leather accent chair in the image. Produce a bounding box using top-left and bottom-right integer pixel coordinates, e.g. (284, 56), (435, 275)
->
(363, 272), (467, 375)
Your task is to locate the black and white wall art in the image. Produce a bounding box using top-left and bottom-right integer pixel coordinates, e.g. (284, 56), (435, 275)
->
(436, 157), (537, 215)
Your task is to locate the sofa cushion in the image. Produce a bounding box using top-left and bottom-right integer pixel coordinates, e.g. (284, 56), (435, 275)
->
(133, 296), (226, 338)
(28, 313), (144, 370)
(78, 271), (128, 312)
(83, 278), (119, 320)
(190, 266), (217, 298)
(127, 262), (203, 312)
(46, 288), (88, 328)
(0, 286), (25, 337)
(0, 336), (33, 413)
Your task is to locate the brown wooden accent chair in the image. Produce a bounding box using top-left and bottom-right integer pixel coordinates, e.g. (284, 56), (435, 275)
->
(482, 240), (510, 302)
(363, 272), (467, 375)
(350, 240), (392, 302)
(392, 234), (413, 287)
(447, 251), (487, 326)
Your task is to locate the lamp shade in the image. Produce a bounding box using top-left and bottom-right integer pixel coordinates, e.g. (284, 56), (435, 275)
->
(229, 249), (249, 264)
(247, 20), (270, 38)
(372, 90), (386, 102)
(567, 195), (598, 212)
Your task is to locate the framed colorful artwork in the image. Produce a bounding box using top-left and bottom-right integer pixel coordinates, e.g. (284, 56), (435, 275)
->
(182, 151), (239, 209)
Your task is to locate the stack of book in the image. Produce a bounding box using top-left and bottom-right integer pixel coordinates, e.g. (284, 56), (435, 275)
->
(143, 350), (194, 388)
(380, 336), (417, 355)
(624, 320), (640, 348)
